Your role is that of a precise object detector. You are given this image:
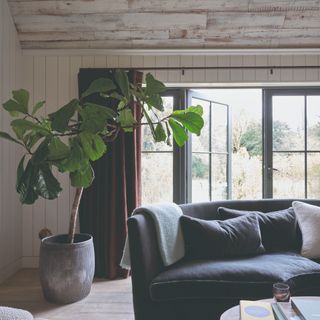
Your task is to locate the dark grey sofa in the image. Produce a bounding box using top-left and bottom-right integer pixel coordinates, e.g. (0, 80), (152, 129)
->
(127, 199), (320, 320)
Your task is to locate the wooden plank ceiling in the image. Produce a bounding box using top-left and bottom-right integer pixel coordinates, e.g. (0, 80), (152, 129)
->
(8, 0), (320, 49)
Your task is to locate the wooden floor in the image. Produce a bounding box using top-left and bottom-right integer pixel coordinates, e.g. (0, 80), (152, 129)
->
(0, 269), (134, 320)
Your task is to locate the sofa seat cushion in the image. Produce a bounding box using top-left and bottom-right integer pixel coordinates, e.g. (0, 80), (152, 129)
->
(150, 252), (320, 302)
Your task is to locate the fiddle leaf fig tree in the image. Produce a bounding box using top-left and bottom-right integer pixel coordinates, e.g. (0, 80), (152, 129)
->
(0, 70), (204, 244)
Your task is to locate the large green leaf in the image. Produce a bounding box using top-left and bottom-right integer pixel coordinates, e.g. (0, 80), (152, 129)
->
(186, 105), (203, 116)
(12, 89), (29, 112)
(173, 105), (203, 116)
(170, 112), (204, 136)
(16, 160), (39, 204)
(142, 108), (156, 139)
(154, 123), (167, 142)
(70, 163), (94, 188)
(32, 100), (45, 115)
(145, 73), (166, 96)
(47, 137), (70, 161)
(31, 140), (49, 164)
(24, 132), (44, 149)
(11, 119), (51, 138)
(118, 109), (136, 132)
(3, 89), (29, 116)
(48, 99), (79, 133)
(0, 131), (24, 146)
(168, 118), (188, 147)
(114, 70), (130, 100)
(35, 164), (62, 200)
(81, 78), (116, 99)
(145, 94), (164, 111)
(3, 99), (26, 116)
(80, 103), (116, 133)
(79, 132), (107, 161)
(61, 137), (88, 172)
(16, 156), (25, 192)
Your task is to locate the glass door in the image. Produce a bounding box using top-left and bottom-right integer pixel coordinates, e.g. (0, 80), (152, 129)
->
(141, 90), (180, 204)
(188, 90), (232, 202)
(264, 89), (320, 199)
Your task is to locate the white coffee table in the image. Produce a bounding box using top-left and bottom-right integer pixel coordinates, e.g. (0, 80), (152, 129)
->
(220, 297), (320, 320)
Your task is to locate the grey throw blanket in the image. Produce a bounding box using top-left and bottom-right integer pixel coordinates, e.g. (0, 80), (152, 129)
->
(120, 203), (185, 269)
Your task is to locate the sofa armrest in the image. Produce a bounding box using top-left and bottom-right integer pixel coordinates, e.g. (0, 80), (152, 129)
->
(128, 213), (164, 318)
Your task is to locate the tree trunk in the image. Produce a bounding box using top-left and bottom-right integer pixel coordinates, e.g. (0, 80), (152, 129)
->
(68, 187), (84, 244)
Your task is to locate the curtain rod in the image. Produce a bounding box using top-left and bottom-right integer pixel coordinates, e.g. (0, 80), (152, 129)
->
(119, 65), (320, 71)
(88, 65), (320, 75)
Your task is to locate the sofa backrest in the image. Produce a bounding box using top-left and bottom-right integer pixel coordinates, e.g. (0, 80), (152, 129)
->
(180, 198), (320, 220)
(180, 199), (320, 253)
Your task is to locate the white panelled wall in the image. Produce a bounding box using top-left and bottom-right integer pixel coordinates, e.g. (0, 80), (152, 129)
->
(19, 51), (320, 267)
(0, 0), (23, 282)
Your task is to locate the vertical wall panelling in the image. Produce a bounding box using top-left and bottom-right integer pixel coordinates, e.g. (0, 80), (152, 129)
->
(0, 0), (23, 282)
(57, 56), (71, 234)
(242, 55), (255, 82)
(45, 56), (58, 235)
(82, 55), (94, 68)
(230, 56), (243, 82)
(255, 55), (268, 82)
(131, 55), (144, 69)
(143, 55), (156, 79)
(106, 55), (119, 68)
(306, 55), (318, 81)
(205, 56), (218, 83)
(280, 55), (293, 81)
(293, 55), (306, 81)
(192, 55), (205, 83)
(22, 56), (33, 261)
(33, 56), (46, 257)
(20, 51), (320, 266)
(118, 55), (131, 68)
(155, 56), (168, 82)
(217, 56), (230, 82)
(167, 55), (180, 83)
(180, 56), (193, 82)
(268, 55), (281, 82)
(94, 56), (107, 68)
(68, 56), (82, 228)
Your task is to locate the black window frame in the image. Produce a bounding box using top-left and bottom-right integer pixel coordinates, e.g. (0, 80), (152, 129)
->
(141, 86), (320, 204)
(263, 87), (320, 199)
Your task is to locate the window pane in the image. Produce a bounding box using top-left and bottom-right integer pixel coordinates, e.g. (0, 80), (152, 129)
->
(141, 153), (173, 203)
(192, 153), (209, 202)
(272, 96), (304, 151)
(307, 153), (320, 198)
(192, 98), (210, 152)
(212, 154), (227, 200)
(232, 151), (262, 199)
(212, 104), (228, 152)
(273, 152), (305, 198)
(307, 96), (320, 151)
(142, 96), (173, 152)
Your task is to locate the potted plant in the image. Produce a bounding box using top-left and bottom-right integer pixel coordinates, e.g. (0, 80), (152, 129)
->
(0, 70), (204, 304)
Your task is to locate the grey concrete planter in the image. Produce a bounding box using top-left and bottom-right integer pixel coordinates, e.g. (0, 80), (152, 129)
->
(39, 233), (95, 304)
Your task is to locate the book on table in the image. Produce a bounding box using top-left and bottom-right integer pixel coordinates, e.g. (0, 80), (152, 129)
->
(273, 302), (301, 320)
(240, 300), (275, 320)
(291, 298), (320, 320)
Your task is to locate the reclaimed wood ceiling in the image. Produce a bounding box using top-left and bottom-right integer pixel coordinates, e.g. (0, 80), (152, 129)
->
(8, 0), (320, 50)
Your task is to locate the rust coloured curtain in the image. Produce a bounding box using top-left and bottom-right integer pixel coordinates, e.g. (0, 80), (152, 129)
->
(78, 69), (142, 279)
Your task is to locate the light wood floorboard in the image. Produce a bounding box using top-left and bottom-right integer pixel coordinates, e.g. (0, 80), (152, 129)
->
(0, 269), (134, 320)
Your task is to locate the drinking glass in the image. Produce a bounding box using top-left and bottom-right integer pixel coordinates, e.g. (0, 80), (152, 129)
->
(273, 282), (290, 302)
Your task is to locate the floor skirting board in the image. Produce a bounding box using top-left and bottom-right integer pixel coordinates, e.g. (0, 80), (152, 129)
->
(0, 259), (21, 284)
(22, 257), (39, 268)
